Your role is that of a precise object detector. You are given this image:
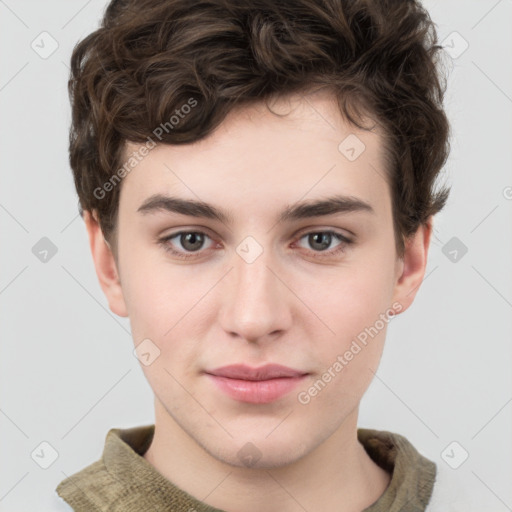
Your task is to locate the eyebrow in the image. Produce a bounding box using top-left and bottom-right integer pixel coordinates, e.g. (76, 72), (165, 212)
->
(136, 193), (375, 224)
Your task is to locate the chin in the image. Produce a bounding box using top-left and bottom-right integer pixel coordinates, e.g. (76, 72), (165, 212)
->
(201, 432), (313, 470)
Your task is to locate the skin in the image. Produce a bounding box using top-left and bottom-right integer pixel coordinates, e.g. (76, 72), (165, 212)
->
(84, 90), (432, 512)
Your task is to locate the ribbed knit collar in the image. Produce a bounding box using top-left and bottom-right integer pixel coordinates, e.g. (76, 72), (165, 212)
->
(56, 424), (436, 511)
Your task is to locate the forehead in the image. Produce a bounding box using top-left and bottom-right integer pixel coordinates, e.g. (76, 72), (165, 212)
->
(119, 91), (390, 219)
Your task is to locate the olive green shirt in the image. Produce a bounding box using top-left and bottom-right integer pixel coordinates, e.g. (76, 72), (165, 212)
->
(56, 425), (436, 511)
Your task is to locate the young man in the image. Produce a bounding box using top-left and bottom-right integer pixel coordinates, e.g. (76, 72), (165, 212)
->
(56, 0), (466, 510)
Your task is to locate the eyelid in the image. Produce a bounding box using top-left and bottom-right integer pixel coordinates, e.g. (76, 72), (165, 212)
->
(160, 229), (217, 249)
(294, 225), (353, 241)
(292, 229), (353, 256)
(160, 226), (352, 245)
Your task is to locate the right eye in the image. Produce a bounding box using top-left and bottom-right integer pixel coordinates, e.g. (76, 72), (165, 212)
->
(158, 230), (216, 259)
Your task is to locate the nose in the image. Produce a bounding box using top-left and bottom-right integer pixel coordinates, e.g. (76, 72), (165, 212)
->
(217, 243), (292, 343)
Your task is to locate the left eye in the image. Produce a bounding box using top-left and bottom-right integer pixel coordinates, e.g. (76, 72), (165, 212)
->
(296, 231), (351, 253)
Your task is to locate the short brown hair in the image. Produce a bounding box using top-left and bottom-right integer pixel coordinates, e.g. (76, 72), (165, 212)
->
(68, 0), (450, 259)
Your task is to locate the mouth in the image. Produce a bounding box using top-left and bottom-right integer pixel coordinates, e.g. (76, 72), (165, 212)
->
(204, 364), (309, 404)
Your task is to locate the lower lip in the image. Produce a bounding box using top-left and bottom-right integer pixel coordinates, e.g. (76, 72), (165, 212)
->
(205, 374), (308, 404)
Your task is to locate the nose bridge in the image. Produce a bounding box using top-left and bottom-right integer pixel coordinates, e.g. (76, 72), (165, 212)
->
(220, 236), (289, 340)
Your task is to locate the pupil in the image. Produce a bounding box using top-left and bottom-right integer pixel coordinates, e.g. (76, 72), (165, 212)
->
(182, 232), (203, 251)
(311, 233), (330, 251)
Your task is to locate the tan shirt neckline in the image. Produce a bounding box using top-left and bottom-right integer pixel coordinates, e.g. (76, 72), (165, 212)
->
(56, 424), (436, 511)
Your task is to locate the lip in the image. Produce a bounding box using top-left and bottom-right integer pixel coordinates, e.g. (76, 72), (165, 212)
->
(204, 364), (309, 404)
(206, 364), (307, 380)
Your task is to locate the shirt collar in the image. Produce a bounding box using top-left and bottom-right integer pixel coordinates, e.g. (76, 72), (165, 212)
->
(57, 424), (436, 511)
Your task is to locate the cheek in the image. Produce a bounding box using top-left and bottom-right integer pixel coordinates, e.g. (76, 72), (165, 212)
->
(309, 262), (394, 339)
(120, 243), (199, 332)
(297, 282), (390, 412)
(121, 259), (215, 376)
(124, 266), (204, 393)
(297, 259), (394, 392)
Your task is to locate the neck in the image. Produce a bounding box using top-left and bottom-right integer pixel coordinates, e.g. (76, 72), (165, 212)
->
(143, 398), (390, 512)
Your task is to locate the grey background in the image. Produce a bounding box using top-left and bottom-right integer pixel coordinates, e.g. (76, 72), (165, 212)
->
(0, 0), (511, 510)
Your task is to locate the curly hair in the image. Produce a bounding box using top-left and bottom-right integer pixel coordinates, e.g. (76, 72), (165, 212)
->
(68, 0), (450, 259)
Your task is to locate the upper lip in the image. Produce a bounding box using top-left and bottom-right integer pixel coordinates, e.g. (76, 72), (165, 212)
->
(206, 364), (308, 381)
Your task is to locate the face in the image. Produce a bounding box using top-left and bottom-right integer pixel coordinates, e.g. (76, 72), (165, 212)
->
(86, 90), (430, 469)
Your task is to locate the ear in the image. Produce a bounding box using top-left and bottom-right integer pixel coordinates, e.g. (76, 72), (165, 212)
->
(83, 210), (128, 318)
(391, 216), (433, 314)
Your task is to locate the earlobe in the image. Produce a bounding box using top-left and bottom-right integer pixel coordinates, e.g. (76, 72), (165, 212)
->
(391, 217), (433, 314)
(83, 210), (129, 318)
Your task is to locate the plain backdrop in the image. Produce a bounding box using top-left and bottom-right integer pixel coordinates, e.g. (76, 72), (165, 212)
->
(0, 0), (511, 510)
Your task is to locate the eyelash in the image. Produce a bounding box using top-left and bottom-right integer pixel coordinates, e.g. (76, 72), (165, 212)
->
(158, 229), (353, 261)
